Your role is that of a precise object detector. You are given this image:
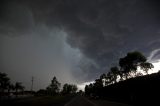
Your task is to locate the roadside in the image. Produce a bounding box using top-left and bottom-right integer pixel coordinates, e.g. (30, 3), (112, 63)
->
(1, 95), (75, 106)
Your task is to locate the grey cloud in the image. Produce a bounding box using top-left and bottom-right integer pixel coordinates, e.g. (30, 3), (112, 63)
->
(1, 0), (160, 89)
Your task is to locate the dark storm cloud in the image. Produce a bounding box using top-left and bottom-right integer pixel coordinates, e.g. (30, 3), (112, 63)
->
(1, 0), (160, 85)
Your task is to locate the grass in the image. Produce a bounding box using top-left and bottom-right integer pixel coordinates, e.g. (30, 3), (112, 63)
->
(1, 95), (75, 106)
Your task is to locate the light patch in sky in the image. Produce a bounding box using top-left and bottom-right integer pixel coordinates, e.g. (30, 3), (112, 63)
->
(77, 81), (94, 91)
(147, 49), (160, 74)
(150, 60), (160, 74)
(148, 48), (160, 62)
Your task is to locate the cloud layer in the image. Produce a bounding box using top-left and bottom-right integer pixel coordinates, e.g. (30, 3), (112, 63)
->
(1, 0), (160, 90)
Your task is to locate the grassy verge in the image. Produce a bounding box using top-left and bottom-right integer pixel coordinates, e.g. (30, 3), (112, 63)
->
(1, 95), (75, 106)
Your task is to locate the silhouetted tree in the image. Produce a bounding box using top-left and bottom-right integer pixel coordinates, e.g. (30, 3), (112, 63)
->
(77, 90), (84, 95)
(110, 67), (120, 83)
(119, 51), (153, 79)
(85, 51), (155, 102)
(15, 82), (24, 97)
(0, 72), (10, 96)
(62, 83), (77, 95)
(140, 62), (154, 74)
(100, 73), (106, 86)
(71, 84), (78, 94)
(85, 83), (94, 97)
(85, 85), (89, 96)
(7, 84), (15, 95)
(106, 71), (114, 85)
(93, 78), (104, 97)
(135, 72), (143, 77)
(46, 76), (61, 95)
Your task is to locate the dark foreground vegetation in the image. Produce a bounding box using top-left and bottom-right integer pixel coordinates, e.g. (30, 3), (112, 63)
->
(1, 94), (75, 106)
(85, 51), (159, 105)
(99, 72), (160, 105)
(0, 70), (79, 106)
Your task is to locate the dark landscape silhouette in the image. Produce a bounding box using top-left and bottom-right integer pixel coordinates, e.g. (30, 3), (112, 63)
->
(1, 51), (160, 106)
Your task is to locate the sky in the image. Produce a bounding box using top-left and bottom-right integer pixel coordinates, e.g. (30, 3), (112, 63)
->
(1, 0), (160, 91)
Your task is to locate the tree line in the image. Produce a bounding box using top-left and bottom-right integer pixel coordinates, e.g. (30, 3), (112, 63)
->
(0, 72), (24, 98)
(85, 51), (154, 98)
(0, 74), (78, 98)
(36, 76), (78, 96)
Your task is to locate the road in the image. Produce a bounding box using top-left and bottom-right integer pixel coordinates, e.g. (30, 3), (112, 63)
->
(65, 96), (131, 106)
(65, 96), (96, 106)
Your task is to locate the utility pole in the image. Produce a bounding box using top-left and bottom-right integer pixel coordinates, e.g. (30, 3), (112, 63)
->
(31, 76), (34, 92)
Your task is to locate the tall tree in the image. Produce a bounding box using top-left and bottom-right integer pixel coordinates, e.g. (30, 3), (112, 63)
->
(71, 84), (78, 94)
(85, 83), (94, 97)
(110, 67), (120, 83)
(85, 85), (89, 96)
(100, 74), (106, 86)
(0, 72), (10, 94)
(15, 82), (24, 97)
(7, 84), (15, 94)
(46, 76), (61, 95)
(106, 71), (114, 85)
(62, 83), (77, 95)
(119, 51), (153, 79)
(140, 62), (154, 74)
(94, 78), (104, 97)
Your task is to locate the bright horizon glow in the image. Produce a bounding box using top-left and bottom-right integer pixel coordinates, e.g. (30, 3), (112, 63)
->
(149, 60), (160, 74)
(77, 81), (94, 91)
